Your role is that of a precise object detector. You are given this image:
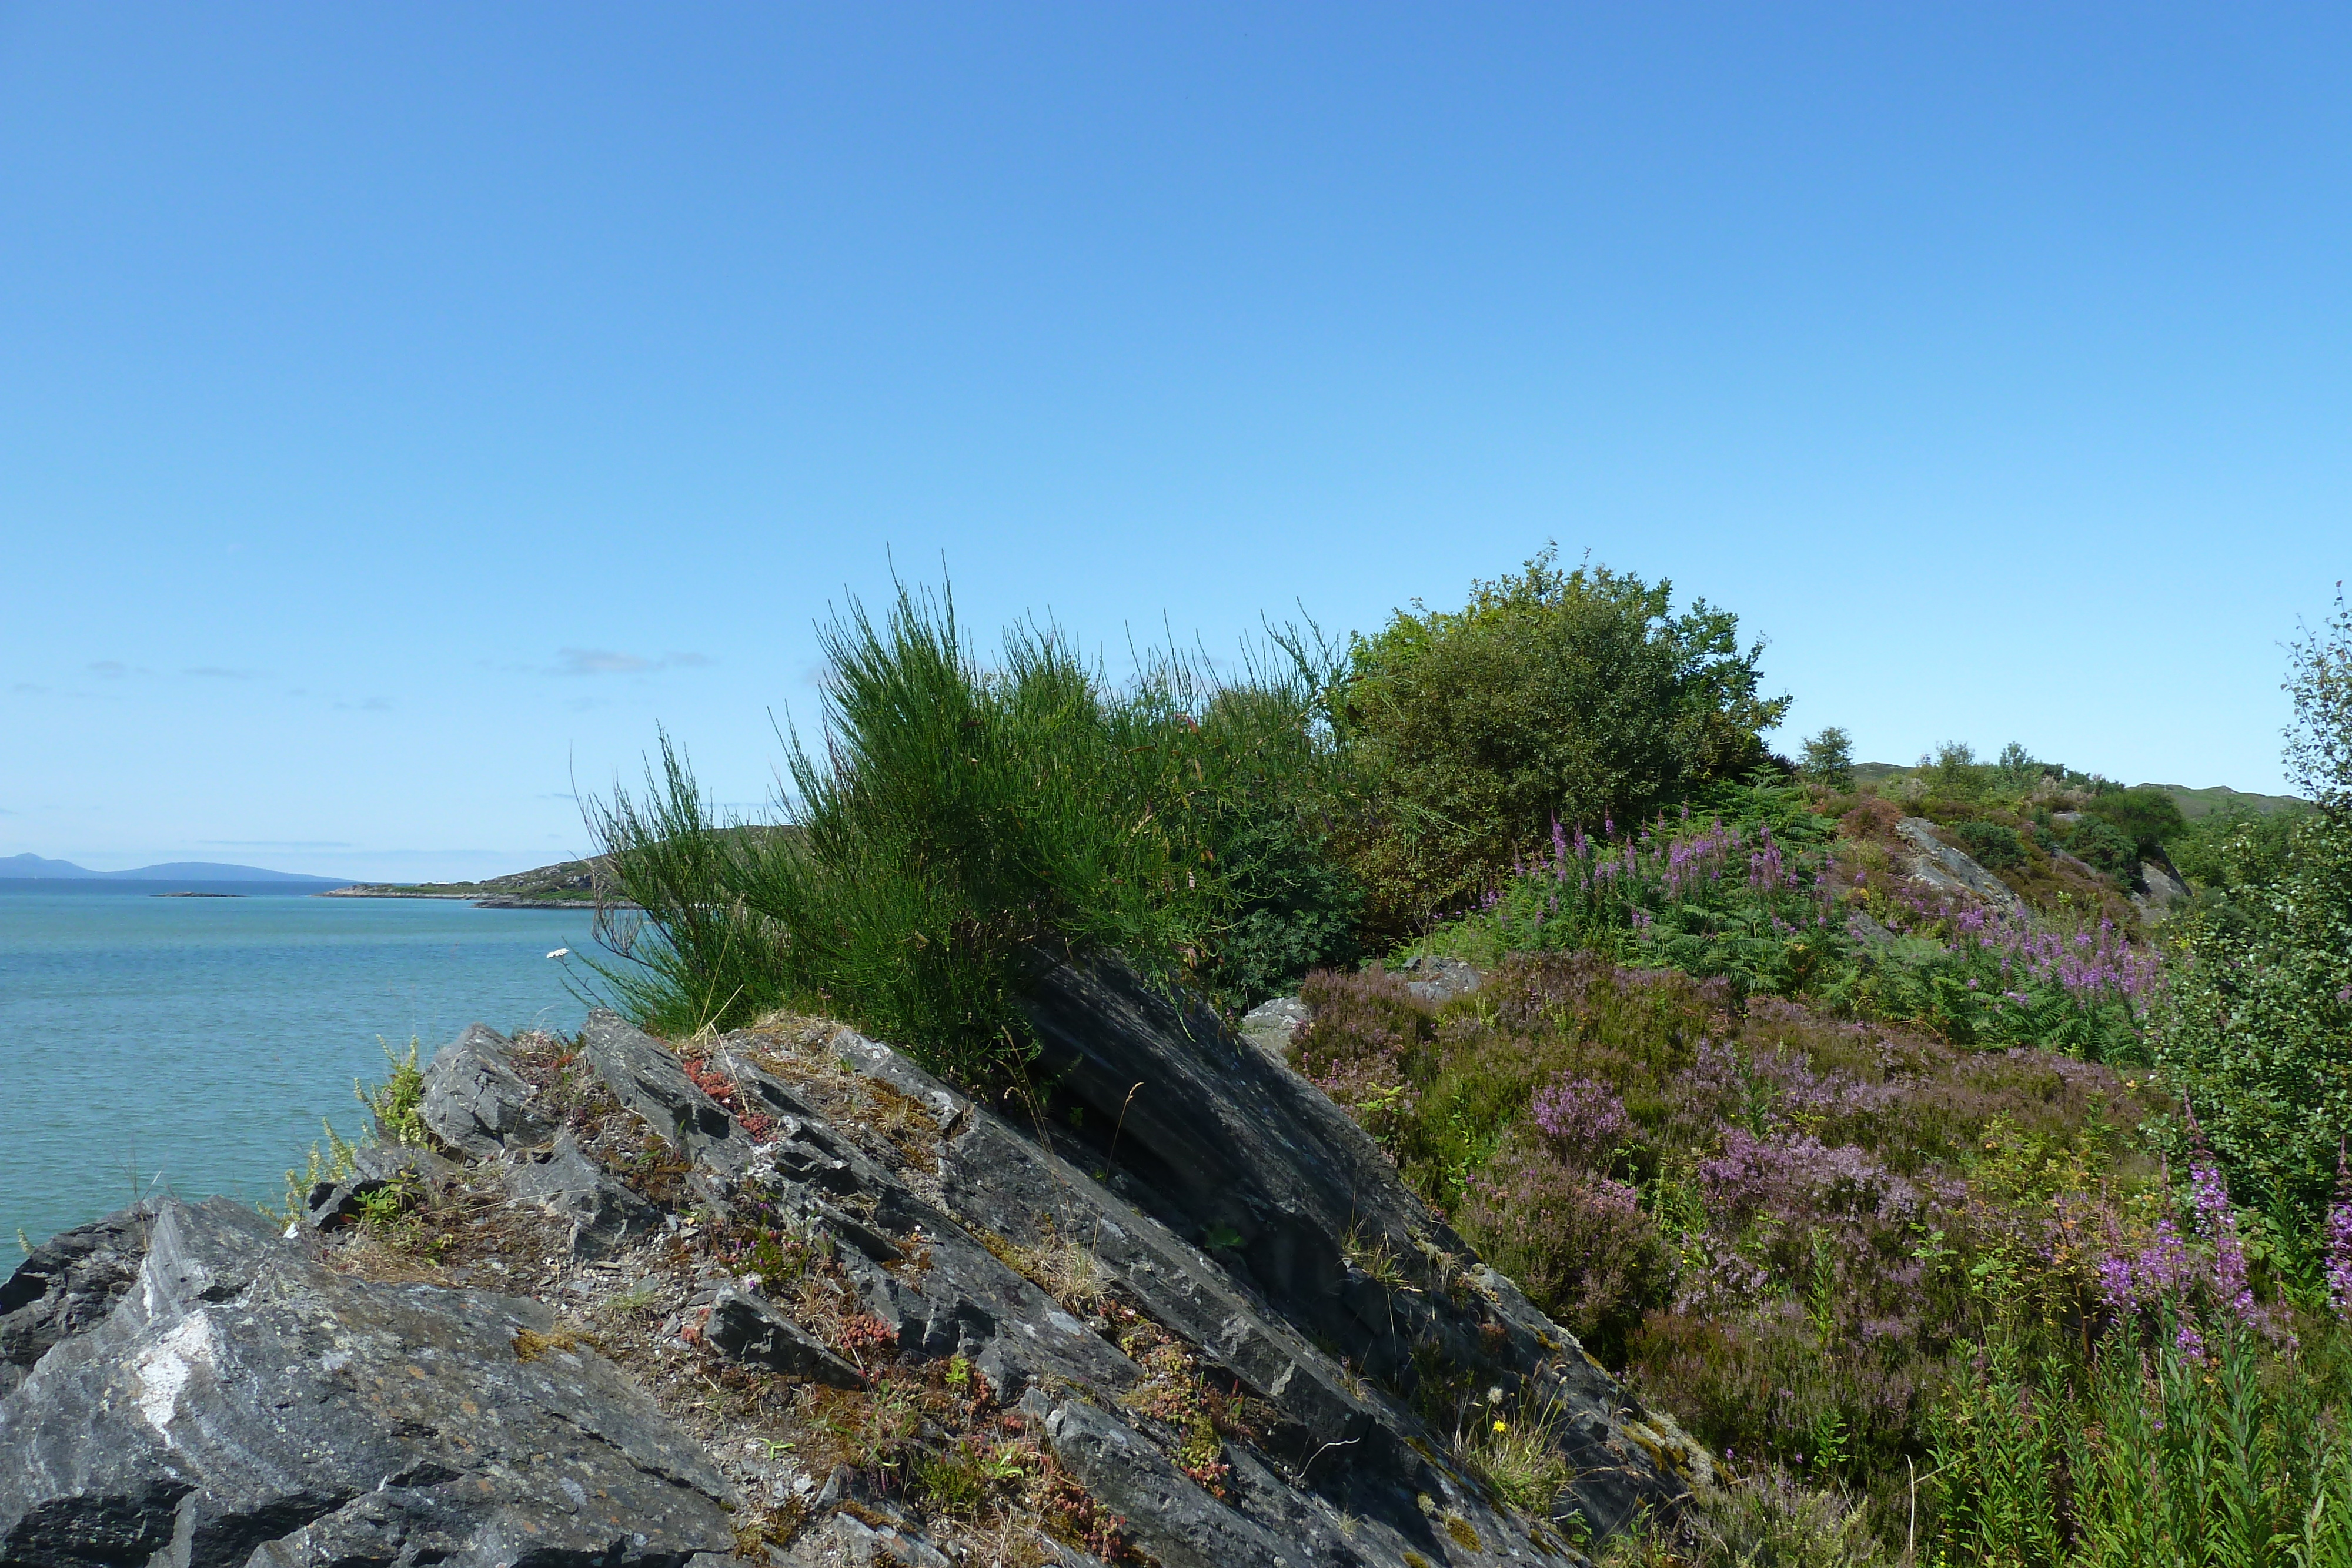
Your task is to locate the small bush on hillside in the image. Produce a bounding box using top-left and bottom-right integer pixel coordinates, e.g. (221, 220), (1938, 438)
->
(1951, 820), (2025, 870)
(1925, 742), (1990, 802)
(1337, 547), (1787, 941)
(2082, 784), (2187, 857)
(2063, 817), (2138, 877)
(589, 582), (1359, 1079)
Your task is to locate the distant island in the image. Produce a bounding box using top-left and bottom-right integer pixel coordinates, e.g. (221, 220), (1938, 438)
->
(0, 854), (352, 884)
(322, 855), (617, 908)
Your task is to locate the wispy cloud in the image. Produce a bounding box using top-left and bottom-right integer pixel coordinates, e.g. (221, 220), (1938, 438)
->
(183, 666), (259, 680)
(11, 683), (46, 695)
(333, 696), (394, 712)
(555, 648), (714, 677)
(200, 839), (354, 850)
(88, 660), (142, 678)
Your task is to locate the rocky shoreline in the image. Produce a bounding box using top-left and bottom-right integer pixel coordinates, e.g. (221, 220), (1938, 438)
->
(0, 958), (1707, 1567)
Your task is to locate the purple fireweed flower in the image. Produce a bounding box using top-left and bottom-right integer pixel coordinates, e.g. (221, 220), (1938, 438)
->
(2189, 1159), (2258, 1325)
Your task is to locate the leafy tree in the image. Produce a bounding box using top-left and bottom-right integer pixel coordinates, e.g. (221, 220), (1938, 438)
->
(1337, 547), (1788, 940)
(2157, 588), (2352, 1225)
(1799, 726), (1855, 790)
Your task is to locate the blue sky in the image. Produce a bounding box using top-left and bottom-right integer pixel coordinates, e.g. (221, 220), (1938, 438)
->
(4, 4), (2347, 881)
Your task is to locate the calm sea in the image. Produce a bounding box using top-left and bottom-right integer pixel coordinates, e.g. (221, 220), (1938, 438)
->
(0, 884), (602, 1249)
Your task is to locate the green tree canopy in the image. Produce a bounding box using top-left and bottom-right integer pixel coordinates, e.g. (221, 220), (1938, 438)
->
(1335, 548), (1788, 937)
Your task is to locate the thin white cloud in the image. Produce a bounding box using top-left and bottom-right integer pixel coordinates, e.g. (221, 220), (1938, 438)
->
(88, 660), (139, 678)
(554, 648), (713, 676)
(183, 667), (259, 680)
(200, 839), (354, 850)
(11, 683), (46, 695)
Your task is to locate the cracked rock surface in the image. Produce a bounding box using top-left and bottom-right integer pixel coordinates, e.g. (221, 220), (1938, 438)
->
(0, 1195), (734, 1566)
(5, 958), (1709, 1568)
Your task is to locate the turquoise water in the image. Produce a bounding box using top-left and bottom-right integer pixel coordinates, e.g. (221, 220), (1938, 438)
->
(0, 886), (601, 1248)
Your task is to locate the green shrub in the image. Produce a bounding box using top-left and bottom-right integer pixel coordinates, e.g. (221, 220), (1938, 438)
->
(2064, 818), (2139, 877)
(1952, 820), (2026, 870)
(1927, 1318), (2352, 1568)
(359, 1039), (428, 1146)
(2169, 803), (2302, 894)
(2083, 785), (2188, 858)
(588, 582), (1360, 1079)
(1925, 742), (1992, 802)
(1336, 547), (1787, 941)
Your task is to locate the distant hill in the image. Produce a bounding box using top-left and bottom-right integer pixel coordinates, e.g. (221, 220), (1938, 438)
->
(0, 854), (95, 878)
(2143, 784), (2308, 820)
(1845, 765), (2306, 821)
(324, 855), (608, 905)
(0, 853), (351, 884)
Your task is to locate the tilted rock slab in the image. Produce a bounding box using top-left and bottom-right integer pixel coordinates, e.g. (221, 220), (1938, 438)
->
(0, 1196), (735, 1566)
(1895, 816), (2027, 916)
(419, 1021), (557, 1158)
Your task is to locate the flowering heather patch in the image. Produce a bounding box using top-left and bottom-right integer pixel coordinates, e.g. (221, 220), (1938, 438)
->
(1291, 956), (2170, 1533)
(1453, 802), (2169, 1061)
(1455, 1141), (1671, 1350)
(1529, 1074), (1635, 1169)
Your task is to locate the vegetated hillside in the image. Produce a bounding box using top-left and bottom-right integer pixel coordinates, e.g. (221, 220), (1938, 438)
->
(579, 559), (2352, 1560)
(329, 854), (612, 903)
(2147, 780), (2308, 819)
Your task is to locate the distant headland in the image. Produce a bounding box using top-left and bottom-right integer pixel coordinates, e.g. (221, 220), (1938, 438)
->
(322, 854), (620, 908)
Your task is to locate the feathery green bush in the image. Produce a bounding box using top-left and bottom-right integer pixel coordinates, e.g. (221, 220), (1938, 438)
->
(1335, 547), (1787, 942)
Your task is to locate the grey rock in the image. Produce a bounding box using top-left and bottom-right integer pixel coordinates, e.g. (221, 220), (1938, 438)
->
(1390, 952), (1481, 1003)
(419, 1022), (554, 1158)
(502, 1129), (664, 1256)
(1896, 817), (2027, 917)
(1045, 1399), (1297, 1568)
(0, 1202), (153, 1402)
(582, 1010), (749, 1174)
(697, 1287), (866, 1388)
(1845, 910), (1897, 950)
(0, 1195), (735, 1565)
(2133, 857), (2193, 922)
(1237, 997), (1310, 1066)
(817, 1509), (956, 1568)
(654, 1030), (1144, 1409)
(302, 1141), (452, 1232)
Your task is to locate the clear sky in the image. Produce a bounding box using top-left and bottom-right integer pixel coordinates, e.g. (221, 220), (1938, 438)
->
(4, 5), (2347, 881)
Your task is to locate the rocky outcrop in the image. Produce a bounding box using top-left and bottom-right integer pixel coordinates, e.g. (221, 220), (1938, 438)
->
(503, 1130), (664, 1256)
(420, 1022), (556, 1156)
(1896, 817), (2027, 916)
(6, 972), (1706, 1567)
(2132, 855), (2193, 922)
(0, 1196), (735, 1564)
